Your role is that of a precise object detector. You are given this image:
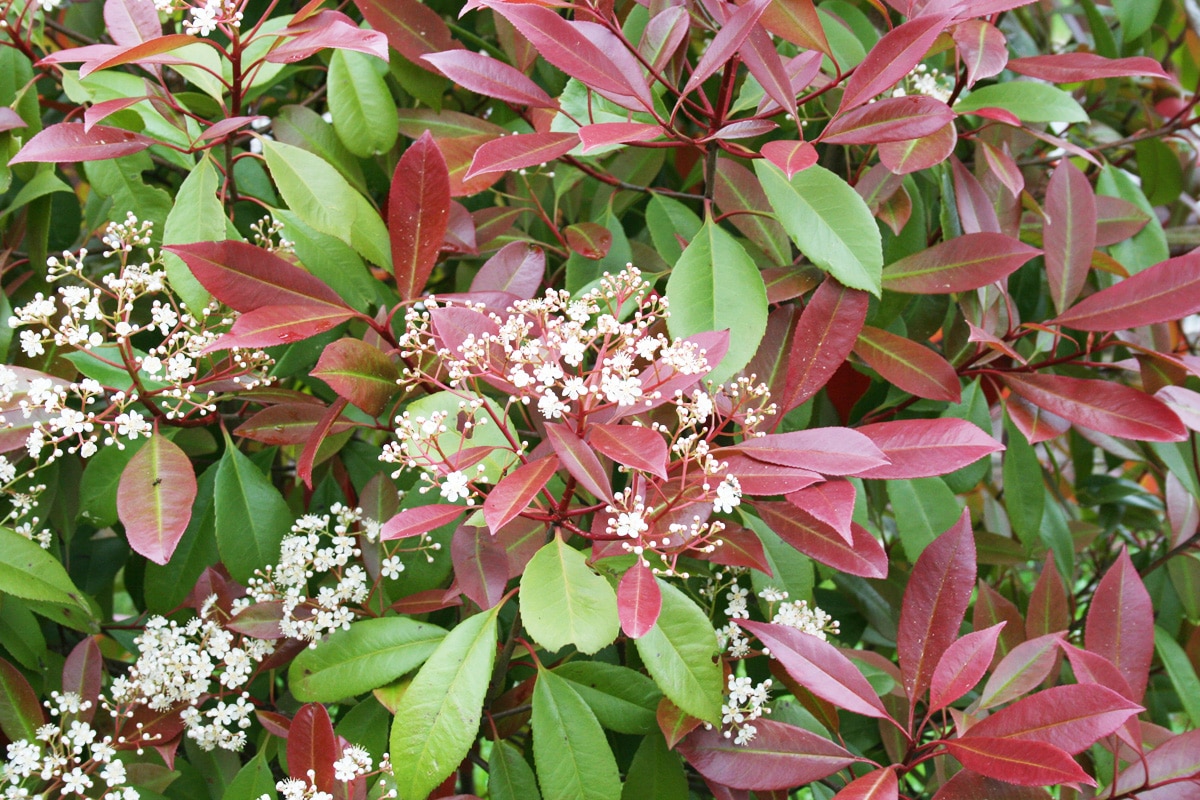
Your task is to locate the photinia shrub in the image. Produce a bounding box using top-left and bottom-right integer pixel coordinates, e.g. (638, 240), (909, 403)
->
(2, 0), (1200, 797)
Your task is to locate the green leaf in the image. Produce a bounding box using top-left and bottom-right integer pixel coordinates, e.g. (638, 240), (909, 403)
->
(520, 532), (619, 655)
(162, 156), (228, 311)
(489, 741), (542, 800)
(646, 194), (702, 266)
(223, 753), (276, 800)
(1134, 138), (1182, 207)
(886, 478), (962, 561)
(213, 436), (291, 584)
(274, 209), (385, 311)
(665, 217), (768, 385)
(389, 606), (499, 800)
(532, 667), (622, 800)
(1097, 164), (1168, 274)
(1113, 0), (1161, 40)
(289, 617), (446, 702)
(755, 161), (883, 295)
(0, 597), (47, 670)
(1154, 625), (1200, 728)
(634, 579), (722, 723)
(0, 529), (96, 629)
(273, 104), (368, 193)
(79, 440), (149, 529)
(329, 50), (399, 158)
(553, 661), (662, 734)
(621, 731), (688, 800)
(1003, 412), (1044, 551)
(954, 82), (1088, 123)
(0, 169), (71, 221)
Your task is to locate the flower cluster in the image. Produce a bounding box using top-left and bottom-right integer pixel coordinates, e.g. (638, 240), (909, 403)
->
(710, 573), (840, 658)
(718, 673), (773, 746)
(892, 63), (953, 103)
(260, 748), (393, 800)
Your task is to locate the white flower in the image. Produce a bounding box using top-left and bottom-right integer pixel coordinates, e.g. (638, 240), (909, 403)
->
(381, 555), (404, 579)
(713, 476), (742, 514)
(439, 471), (470, 503)
(19, 331), (45, 358)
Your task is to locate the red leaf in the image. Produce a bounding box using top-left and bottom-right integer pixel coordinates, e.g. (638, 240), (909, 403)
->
(973, 582), (1024, 665)
(578, 122), (663, 153)
(295, 397), (347, 490)
(707, 525), (772, 573)
(465, 132), (578, 180)
(951, 157), (1001, 234)
(117, 434), (197, 566)
(1044, 159), (1097, 313)
(881, 233), (1039, 294)
(564, 222), (613, 260)
(1085, 547), (1154, 701)
(658, 698), (703, 749)
(589, 423), (668, 480)
(165, 240), (345, 311)
(929, 623), (1005, 712)
(942, 738), (1093, 787)
(288, 704), (338, 792)
(470, 242), (544, 298)
(718, 454), (823, 496)
(234, 403), (355, 446)
(227, 601), (284, 639)
(1026, 554), (1070, 639)
(381, 504), (465, 540)
(9, 123), (155, 164)
(824, 96), (955, 145)
(267, 12), (389, 62)
(952, 19), (1007, 87)
(62, 638), (103, 724)
(1052, 250), (1200, 332)
(897, 510), (975, 702)
(740, 621), (891, 719)
(759, 140), (818, 179)
(544, 422), (613, 503)
(754, 504), (888, 578)
(104, 0), (161, 46)
(639, 5), (690, 72)
(878, 121), (957, 174)
(758, 0), (830, 56)
(683, 0), (772, 96)
(834, 767), (898, 800)
(422, 50), (556, 108)
(618, 561), (661, 638)
(736, 428), (888, 475)
(1000, 373), (1186, 442)
(965, 684), (1142, 754)
(854, 417), (1003, 479)
(483, 456), (557, 534)
(977, 633), (1066, 710)
(855, 326), (961, 402)
(203, 305), (355, 353)
(351, 0), (455, 66)
(785, 480), (855, 544)
(839, 14), (951, 111)
(931, 770), (1051, 800)
(0, 108), (26, 133)
(678, 720), (857, 791)
(311, 339), (398, 417)
(197, 115), (265, 142)
(0, 656), (46, 741)
(391, 132), (451, 300)
(782, 279), (869, 413)
(740, 26), (798, 120)
(1109, 729), (1200, 798)
(78, 34), (200, 78)
(1095, 195), (1151, 246)
(451, 524), (509, 610)
(1009, 53), (1169, 82)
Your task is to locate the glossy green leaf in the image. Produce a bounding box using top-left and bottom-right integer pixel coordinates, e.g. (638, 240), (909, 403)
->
(223, 753), (276, 800)
(634, 579), (722, 723)
(289, 617), (446, 702)
(1154, 625), (1200, 728)
(1003, 413), (1044, 551)
(954, 82), (1088, 123)
(490, 741), (542, 800)
(621, 731), (688, 800)
(329, 49), (399, 158)
(755, 161), (883, 295)
(162, 156), (227, 311)
(887, 478), (963, 561)
(0, 528), (94, 618)
(554, 661), (662, 734)
(213, 436), (291, 584)
(665, 217), (768, 385)
(532, 667), (622, 800)
(646, 194), (702, 266)
(520, 532), (619, 655)
(1113, 0), (1161, 40)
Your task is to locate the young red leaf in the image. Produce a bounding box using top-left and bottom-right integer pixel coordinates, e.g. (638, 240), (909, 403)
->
(754, 504), (888, 578)
(9, 123), (155, 164)
(465, 132), (578, 180)
(736, 428), (888, 475)
(881, 233), (1039, 294)
(470, 242), (544, 298)
(288, 704), (338, 792)
(707, 525), (772, 574)
(203, 305), (355, 353)
(544, 422), (613, 503)
(1094, 195), (1151, 246)
(639, 5), (690, 71)
(785, 479), (855, 544)
(451, 524), (509, 610)
(929, 623), (1005, 712)
(931, 771), (1051, 800)
(1052, 250), (1200, 332)
(897, 510), (975, 703)
(588, 423), (668, 481)
(941, 738), (1093, 787)
(834, 767), (898, 800)
(1108, 728), (1200, 798)
(824, 96), (955, 145)
(422, 50), (556, 109)
(381, 504), (466, 540)
(1000, 373), (1186, 442)
(1009, 53), (1169, 82)
(855, 326), (961, 402)
(483, 456), (557, 535)
(564, 222), (613, 260)
(782, 279), (869, 413)
(714, 159), (792, 267)
(578, 122), (663, 153)
(678, 720), (857, 791)
(391, 132), (451, 300)
(759, 140), (818, 179)
(226, 601), (284, 639)
(618, 561), (661, 638)
(951, 157), (1001, 234)
(62, 638), (103, 724)
(973, 582), (1025, 664)
(977, 633), (1066, 710)
(952, 19), (1007, 87)
(740, 621), (891, 719)
(196, 115), (265, 143)
(77, 34), (201, 77)
(1026, 554), (1069, 639)
(0, 108), (26, 133)
(717, 454), (823, 496)
(740, 26), (798, 120)
(294, 397), (348, 490)
(965, 684), (1142, 754)
(350, 0), (454, 65)
(165, 240), (345, 311)
(234, 403), (355, 446)
(104, 0), (162, 46)
(1044, 159), (1097, 313)
(839, 14), (951, 111)
(878, 122), (957, 174)
(682, 0), (772, 96)
(311, 338), (399, 417)
(1085, 547), (1154, 701)
(267, 11), (389, 62)
(0, 657), (47, 742)
(706, 120), (780, 142)
(117, 434), (197, 566)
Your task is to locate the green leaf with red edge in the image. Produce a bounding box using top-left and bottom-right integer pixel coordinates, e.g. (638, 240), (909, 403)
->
(1085, 547), (1154, 701)
(1000, 372), (1186, 442)
(929, 623), (1005, 712)
(382, 504), (466, 541)
(203, 304), (356, 353)
(422, 50), (556, 108)
(311, 338), (399, 417)
(289, 704), (338, 792)
(391, 131), (451, 301)
(941, 738), (1093, 787)
(881, 233), (1039, 294)
(451, 524), (509, 610)
(0, 656), (45, 743)
(973, 582), (1024, 664)
(759, 0), (829, 56)
(823, 96), (955, 145)
(965, 684), (1142, 754)
(1026, 554), (1070, 639)
(897, 509), (975, 703)
(79, 33), (202, 77)
(352, 0), (457, 66)
(465, 132), (579, 181)
(9, 122), (155, 164)
(1044, 159), (1097, 313)
(854, 326), (961, 402)
(781, 278), (869, 413)
(166, 240), (346, 312)
(618, 561), (662, 639)
(753, 504), (887, 578)
(759, 140), (818, 178)
(952, 19), (1008, 87)
(1008, 53), (1169, 82)
(544, 422), (613, 503)
(116, 434), (197, 566)
(1052, 250), (1200, 331)
(483, 456), (558, 535)
(234, 403), (356, 446)
(834, 767), (898, 800)
(565, 222), (613, 260)
(878, 121), (957, 174)
(839, 14), (951, 111)
(977, 633), (1066, 710)
(739, 621), (890, 719)
(588, 423), (668, 481)
(677, 720), (857, 791)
